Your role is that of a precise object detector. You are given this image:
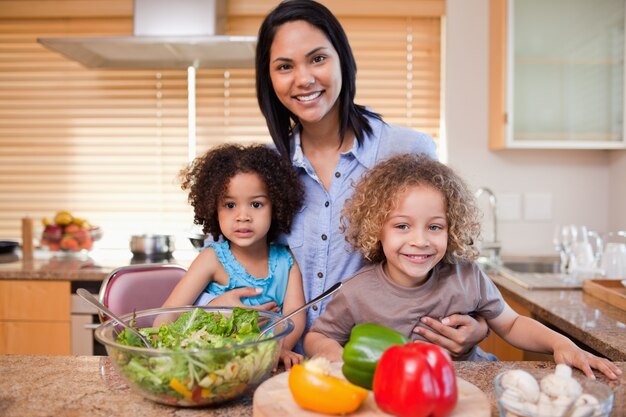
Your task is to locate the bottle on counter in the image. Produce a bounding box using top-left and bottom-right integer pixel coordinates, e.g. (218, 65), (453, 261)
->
(21, 217), (34, 261)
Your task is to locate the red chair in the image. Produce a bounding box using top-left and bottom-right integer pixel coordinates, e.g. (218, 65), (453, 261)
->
(98, 263), (187, 322)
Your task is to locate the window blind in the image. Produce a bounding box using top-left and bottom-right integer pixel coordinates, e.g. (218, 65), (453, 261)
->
(0, 0), (442, 249)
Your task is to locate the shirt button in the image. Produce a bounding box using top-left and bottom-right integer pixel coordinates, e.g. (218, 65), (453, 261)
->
(317, 272), (324, 278)
(324, 201), (329, 207)
(321, 234), (327, 241)
(312, 305), (318, 311)
(335, 172), (341, 178)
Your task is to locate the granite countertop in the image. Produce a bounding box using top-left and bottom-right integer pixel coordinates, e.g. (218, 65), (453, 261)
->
(488, 270), (626, 361)
(1, 356), (623, 417)
(0, 249), (197, 281)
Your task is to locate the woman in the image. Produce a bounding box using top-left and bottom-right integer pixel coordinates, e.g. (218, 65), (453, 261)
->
(210, 0), (488, 358)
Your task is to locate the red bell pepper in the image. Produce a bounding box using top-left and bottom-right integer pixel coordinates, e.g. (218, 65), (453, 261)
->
(372, 342), (458, 417)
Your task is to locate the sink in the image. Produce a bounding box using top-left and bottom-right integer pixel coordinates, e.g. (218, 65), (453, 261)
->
(500, 260), (560, 274)
(479, 257), (581, 289)
(478, 257), (561, 274)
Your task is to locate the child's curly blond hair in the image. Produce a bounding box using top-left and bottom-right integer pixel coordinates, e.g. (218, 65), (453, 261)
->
(342, 153), (481, 264)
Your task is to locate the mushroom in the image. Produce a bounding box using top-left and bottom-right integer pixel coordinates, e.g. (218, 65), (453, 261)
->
(552, 395), (576, 416)
(536, 392), (555, 417)
(574, 394), (600, 407)
(569, 394), (600, 417)
(501, 369), (541, 403)
(569, 406), (595, 417)
(500, 387), (538, 416)
(555, 363), (573, 378)
(540, 365), (582, 399)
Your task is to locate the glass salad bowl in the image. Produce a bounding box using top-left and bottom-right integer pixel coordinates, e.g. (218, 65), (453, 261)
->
(95, 306), (293, 407)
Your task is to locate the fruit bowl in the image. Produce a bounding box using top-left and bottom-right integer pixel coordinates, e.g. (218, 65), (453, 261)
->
(95, 306), (293, 407)
(40, 211), (102, 254)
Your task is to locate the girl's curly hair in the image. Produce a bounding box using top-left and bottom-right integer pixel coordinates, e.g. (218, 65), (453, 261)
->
(180, 143), (304, 242)
(342, 154), (481, 264)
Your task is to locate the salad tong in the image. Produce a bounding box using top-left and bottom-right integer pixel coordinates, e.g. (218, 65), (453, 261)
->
(255, 281), (342, 340)
(77, 288), (154, 349)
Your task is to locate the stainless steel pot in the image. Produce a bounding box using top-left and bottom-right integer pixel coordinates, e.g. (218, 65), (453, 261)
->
(188, 233), (208, 251)
(130, 234), (175, 257)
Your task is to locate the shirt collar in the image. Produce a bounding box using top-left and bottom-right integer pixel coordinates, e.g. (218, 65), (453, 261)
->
(291, 126), (306, 169)
(350, 115), (382, 170)
(290, 114), (383, 169)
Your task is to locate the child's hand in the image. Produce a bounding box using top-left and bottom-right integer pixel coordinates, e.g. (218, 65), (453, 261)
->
(276, 348), (303, 371)
(553, 339), (622, 380)
(208, 287), (280, 312)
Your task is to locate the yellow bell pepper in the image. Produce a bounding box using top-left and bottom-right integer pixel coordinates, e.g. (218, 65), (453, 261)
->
(169, 378), (192, 399)
(288, 358), (369, 415)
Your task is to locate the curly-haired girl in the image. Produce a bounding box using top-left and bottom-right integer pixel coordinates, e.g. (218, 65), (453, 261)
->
(160, 143), (306, 368)
(304, 154), (620, 380)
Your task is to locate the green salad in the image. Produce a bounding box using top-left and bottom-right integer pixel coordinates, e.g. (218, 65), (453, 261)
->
(111, 307), (278, 406)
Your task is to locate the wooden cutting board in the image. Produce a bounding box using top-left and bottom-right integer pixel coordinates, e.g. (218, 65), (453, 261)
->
(253, 364), (490, 417)
(583, 279), (626, 311)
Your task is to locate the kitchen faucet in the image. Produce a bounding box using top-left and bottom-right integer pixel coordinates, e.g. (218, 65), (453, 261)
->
(475, 187), (501, 264)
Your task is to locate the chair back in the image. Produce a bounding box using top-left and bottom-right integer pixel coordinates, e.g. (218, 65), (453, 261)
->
(98, 263), (187, 322)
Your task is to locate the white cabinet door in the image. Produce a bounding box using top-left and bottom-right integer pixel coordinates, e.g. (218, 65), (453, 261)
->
(489, 0), (626, 149)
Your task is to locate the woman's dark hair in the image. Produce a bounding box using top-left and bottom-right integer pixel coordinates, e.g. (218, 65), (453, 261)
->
(180, 143), (304, 242)
(256, 0), (381, 157)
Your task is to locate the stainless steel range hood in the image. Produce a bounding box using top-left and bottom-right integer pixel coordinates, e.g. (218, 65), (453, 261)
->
(37, 0), (256, 69)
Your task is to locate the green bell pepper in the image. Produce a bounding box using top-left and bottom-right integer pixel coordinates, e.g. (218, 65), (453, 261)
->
(341, 323), (409, 389)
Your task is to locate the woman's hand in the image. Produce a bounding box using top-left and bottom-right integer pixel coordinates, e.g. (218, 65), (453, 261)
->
(412, 314), (489, 359)
(207, 287), (280, 312)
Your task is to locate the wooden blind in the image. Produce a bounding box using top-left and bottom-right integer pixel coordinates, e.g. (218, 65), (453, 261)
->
(0, 0), (442, 249)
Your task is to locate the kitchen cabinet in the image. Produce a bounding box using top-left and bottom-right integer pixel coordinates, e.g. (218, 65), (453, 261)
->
(0, 280), (71, 354)
(479, 293), (523, 360)
(489, 0), (626, 150)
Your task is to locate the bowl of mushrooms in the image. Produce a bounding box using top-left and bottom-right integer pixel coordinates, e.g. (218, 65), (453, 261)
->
(494, 364), (614, 417)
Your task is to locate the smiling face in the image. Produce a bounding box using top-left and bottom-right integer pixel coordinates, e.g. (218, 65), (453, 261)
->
(269, 20), (343, 128)
(379, 185), (449, 288)
(217, 172), (272, 252)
